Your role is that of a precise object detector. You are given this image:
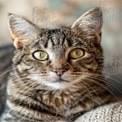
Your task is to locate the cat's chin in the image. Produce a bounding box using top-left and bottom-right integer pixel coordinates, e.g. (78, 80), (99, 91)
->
(45, 78), (71, 89)
(46, 81), (72, 89)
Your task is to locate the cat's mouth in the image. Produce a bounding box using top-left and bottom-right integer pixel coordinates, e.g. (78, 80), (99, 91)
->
(52, 78), (70, 83)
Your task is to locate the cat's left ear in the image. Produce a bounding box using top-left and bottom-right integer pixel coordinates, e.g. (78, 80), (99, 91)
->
(8, 13), (40, 48)
(71, 8), (103, 43)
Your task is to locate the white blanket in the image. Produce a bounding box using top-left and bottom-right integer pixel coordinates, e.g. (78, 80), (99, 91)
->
(75, 102), (122, 122)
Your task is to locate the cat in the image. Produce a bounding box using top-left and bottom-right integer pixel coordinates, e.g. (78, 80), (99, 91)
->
(0, 8), (114, 122)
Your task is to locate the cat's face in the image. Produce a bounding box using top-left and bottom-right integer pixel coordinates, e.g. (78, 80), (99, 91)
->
(9, 8), (103, 89)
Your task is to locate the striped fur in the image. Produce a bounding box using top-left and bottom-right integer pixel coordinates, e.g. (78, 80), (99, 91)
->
(1, 8), (114, 122)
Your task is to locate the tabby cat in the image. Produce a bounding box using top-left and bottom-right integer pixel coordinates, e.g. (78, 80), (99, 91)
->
(1, 8), (114, 122)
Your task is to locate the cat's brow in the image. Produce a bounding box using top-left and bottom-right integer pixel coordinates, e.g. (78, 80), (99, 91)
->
(72, 41), (83, 46)
(31, 39), (48, 49)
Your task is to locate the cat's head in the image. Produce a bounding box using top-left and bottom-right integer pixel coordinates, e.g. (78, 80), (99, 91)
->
(8, 8), (103, 89)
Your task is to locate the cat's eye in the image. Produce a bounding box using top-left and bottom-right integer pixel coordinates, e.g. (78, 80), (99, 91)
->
(33, 50), (48, 61)
(69, 48), (84, 59)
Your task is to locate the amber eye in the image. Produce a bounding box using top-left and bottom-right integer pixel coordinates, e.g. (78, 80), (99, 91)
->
(69, 48), (84, 59)
(33, 50), (48, 61)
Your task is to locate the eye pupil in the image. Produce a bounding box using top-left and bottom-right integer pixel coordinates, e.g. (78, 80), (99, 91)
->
(40, 53), (44, 58)
(75, 51), (80, 56)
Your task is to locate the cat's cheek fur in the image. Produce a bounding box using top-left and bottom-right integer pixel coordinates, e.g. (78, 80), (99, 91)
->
(28, 71), (87, 89)
(28, 72), (58, 84)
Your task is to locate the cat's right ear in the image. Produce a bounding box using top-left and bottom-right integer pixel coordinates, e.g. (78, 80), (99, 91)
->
(8, 13), (40, 48)
(71, 8), (103, 43)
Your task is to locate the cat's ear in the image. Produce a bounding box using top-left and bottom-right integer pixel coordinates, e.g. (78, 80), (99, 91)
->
(71, 8), (103, 42)
(8, 13), (40, 48)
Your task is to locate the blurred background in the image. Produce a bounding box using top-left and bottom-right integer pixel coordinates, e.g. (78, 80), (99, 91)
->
(0, 0), (122, 96)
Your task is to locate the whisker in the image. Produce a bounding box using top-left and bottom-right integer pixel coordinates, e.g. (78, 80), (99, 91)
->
(0, 68), (17, 90)
(85, 77), (119, 101)
(107, 77), (122, 84)
(0, 68), (16, 78)
(8, 77), (39, 95)
(76, 81), (95, 109)
(81, 81), (101, 105)
(91, 76), (122, 93)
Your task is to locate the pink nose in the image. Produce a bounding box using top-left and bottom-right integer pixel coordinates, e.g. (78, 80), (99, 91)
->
(51, 67), (68, 77)
(54, 69), (66, 76)
(51, 64), (69, 77)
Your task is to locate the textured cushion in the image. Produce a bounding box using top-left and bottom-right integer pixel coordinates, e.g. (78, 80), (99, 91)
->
(75, 102), (122, 122)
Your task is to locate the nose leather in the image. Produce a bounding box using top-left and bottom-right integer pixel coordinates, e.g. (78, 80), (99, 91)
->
(51, 66), (68, 77)
(54, 69), (66, 76)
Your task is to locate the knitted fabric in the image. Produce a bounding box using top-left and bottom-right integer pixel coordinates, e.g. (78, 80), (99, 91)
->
(75, 102), (122, 122)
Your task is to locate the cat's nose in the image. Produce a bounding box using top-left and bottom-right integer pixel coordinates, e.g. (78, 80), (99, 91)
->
(55, 69), (66, 77)
(51, 68), (68, 77)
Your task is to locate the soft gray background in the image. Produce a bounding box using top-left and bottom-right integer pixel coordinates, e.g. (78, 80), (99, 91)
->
(0, 0), (122, 95)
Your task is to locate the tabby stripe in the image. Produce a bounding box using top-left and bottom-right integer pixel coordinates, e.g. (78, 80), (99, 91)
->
(67, 39), (73, 47)
(47, 31), (54, 46)
(14, 54), (25, 65)
(61, 33), (66, 46)
(50, 38), (55, 46)
(7, 100), (57, 121)
(8, 93), (53, 112)
(8, 98), (63, 118)
(42, 40), (48, 48)
(8, 93), (56, 114)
